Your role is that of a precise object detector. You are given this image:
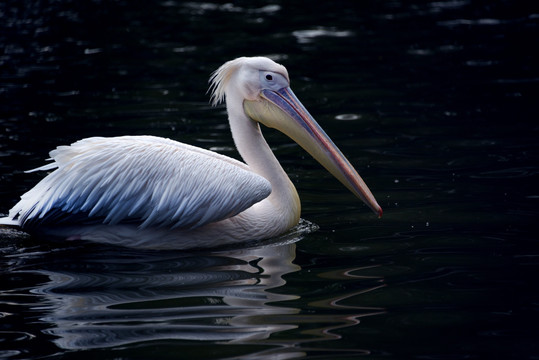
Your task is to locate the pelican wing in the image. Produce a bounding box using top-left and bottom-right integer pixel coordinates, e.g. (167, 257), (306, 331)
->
(10, 136), (271, 230)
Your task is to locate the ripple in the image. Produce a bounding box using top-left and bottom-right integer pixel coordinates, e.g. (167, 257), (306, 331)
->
(465, 60), (499, 67)
(0, 331), (36, 342)
(0, 350), (21, 358)
(471, 166), (537, 179)
(292, 27), (354, 44)
(430, 1), (469, 10)
(335, 113), (361, 121)
(438, 18), (505, 27)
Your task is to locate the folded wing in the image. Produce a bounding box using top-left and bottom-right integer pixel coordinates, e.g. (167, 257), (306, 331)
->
(9, 136), (271, 230)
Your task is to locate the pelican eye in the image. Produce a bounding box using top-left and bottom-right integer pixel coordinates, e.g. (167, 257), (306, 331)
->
(259, 70), (287, 91)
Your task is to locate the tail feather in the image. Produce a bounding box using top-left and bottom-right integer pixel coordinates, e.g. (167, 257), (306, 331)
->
(0, 216), (19, 227)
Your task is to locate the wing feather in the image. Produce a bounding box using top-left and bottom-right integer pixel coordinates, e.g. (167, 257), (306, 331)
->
(10, 136), (271, 230)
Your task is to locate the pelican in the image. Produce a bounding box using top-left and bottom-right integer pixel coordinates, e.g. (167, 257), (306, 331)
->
(0, 57), (382, 249)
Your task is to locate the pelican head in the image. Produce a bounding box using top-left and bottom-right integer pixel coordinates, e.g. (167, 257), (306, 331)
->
(210, 57), (382, 217)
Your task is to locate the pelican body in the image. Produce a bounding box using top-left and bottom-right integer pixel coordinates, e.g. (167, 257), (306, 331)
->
(0, 57), (382, 249)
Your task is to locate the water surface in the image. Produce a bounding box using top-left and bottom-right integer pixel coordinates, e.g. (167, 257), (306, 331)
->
(1, 1), (538, 359)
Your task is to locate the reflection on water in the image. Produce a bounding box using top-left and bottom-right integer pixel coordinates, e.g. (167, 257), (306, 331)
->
(38, 243), (299, 349)
(1, 222), (384, 359)
(1, 0), (537, 358)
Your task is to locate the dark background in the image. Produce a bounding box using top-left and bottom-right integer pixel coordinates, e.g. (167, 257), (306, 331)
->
(1, 1), (538, 359)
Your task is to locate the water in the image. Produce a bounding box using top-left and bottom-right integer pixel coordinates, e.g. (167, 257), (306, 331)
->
(1, 0), (538, 359)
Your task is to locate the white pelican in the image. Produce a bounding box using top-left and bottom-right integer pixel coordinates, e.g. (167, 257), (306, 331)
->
(0, 57), (382, 249)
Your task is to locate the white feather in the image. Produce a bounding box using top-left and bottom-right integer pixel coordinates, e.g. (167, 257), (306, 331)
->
(7, 136), (271, 230)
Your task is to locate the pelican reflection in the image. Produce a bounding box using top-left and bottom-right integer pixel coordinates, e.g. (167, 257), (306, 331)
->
(24, 230), (384, 358)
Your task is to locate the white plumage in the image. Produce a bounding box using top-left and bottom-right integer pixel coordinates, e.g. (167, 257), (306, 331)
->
(0, 56), (382, 249)
(11, 136), (270, 230)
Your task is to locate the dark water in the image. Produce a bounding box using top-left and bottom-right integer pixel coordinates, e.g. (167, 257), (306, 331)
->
(1, 0), (538, 359)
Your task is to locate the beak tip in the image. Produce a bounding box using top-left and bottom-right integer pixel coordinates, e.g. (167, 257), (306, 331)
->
(377, 207), (383, 218)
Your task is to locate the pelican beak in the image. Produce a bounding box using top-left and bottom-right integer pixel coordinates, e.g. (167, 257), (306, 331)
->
(244, 87), (383, 217)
